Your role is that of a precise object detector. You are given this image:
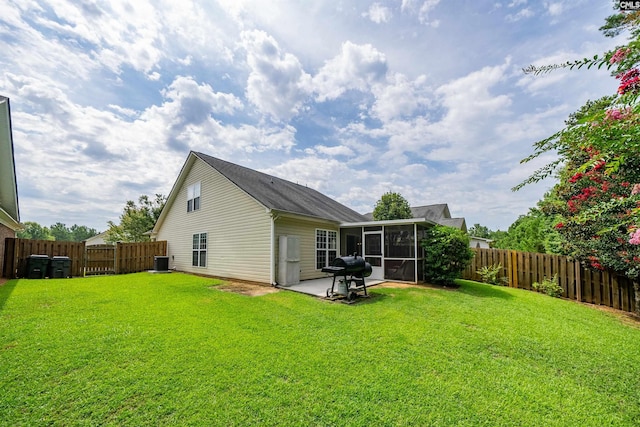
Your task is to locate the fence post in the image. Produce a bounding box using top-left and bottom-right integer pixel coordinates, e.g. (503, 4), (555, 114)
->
(575, 261), (582, 302)
(509, 250), (517, 288)
(115, 242), (121, 274)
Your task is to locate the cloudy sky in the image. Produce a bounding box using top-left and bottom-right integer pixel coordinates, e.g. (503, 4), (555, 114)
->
(0, 0), (624, 232)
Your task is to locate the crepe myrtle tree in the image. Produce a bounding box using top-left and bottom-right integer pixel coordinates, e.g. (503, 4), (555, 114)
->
(372, 191), (413, 221)
(421, 225), (474, 286)
(518, 6), (640, 313)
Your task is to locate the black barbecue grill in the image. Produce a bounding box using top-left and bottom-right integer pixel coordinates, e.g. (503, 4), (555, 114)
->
(322, 254), (372, 301)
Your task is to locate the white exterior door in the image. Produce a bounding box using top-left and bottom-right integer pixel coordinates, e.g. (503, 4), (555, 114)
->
(363, 231), (384, 280)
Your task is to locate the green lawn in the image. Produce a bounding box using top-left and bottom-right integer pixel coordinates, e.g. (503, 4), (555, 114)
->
(1, 273), (639, 426)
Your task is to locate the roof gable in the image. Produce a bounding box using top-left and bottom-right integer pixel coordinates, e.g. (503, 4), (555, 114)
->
(410, 204), (450, 222)
(0, 96), (20, 229)
(194, 152), (367, 223)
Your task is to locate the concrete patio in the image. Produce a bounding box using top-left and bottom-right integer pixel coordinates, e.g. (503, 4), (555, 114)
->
(278, 276), (385, 298)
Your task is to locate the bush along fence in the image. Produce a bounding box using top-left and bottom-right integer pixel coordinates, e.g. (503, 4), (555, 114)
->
(2, 238), (167, 279)
(463, 248), (637, 314)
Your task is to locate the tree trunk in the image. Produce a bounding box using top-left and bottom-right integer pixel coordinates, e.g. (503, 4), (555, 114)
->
(634, 281), (640, 317)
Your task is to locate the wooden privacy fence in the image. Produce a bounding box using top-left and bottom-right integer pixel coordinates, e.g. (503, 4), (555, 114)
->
(85, 244), (116, 275)
(115, 241), (168, 275)
(3, 238), (85, 278)
(2, 238), (167, 278)
(463, 248), (637, 313)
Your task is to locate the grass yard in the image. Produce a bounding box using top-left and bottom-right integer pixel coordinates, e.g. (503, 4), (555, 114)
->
(1, 273), (639, 426)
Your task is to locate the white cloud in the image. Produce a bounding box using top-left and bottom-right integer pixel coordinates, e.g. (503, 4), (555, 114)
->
(545, 2), (563, 16)
(418, 0), (441, 24)
(364, 3), (393, 24)
(508, 0), (528, 7)
(313, 41), (388, 101)
(506, 8), (534, 22)
(371, 73), (432, 122)
(400, 0), (441, 24)
(239, 29), (312, 121)
(432, 61), (512, 142)
(311, 145), (355, 157)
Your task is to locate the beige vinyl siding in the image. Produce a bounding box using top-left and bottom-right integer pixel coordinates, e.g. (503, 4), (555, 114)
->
(275, 217), (340, 281)
(156, 157), (272, 283)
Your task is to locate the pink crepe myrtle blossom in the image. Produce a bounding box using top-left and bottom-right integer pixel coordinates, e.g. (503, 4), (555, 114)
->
(568, 172), (583, 183)
(617, 68), (640, 94)
(632, 184), (640, 195)
(605, 107), (632, 121)
(630, 229), (640, 245)
(610, 48), (631, 64)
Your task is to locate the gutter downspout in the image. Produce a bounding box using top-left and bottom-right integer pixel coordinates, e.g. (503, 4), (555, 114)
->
(414, 222), (418, 284)
(269, 210), (280, 286)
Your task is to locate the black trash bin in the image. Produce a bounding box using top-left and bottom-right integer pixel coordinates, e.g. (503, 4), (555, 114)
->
(154, 256), (169, 272)
(49, 256), (72, 278)
(26, 255), (50, 279)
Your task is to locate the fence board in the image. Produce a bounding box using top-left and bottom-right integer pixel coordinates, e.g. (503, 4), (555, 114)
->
(463, 248), (638, 314)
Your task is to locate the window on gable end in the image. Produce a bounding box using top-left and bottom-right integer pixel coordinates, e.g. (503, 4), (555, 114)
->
(187, 182), (201, 212)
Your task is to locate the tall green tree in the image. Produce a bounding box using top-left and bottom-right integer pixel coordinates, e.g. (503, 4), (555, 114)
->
(106, 194), (166, 243)
(49, 222), (72, 241)
(372, 192), (413, 220)
(17, 222), (54, 240)
(492, 208), (562, 254)
(467, 224), (492, 239)
(69, 225), (98, 242)
(44, 222), (99, 241)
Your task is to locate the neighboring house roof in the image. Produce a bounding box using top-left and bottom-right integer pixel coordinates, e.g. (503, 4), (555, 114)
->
(363, 203), (466, 230)
(410, 204), (451, 222)
(438, 218), (467, 232)
(0, 95), (20, 231)
(470, 236), (493, 243)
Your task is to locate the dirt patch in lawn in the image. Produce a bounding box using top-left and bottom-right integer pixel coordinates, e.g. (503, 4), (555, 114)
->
(588, 303), (640, 328)
(214, 280), (281, 297)
(376, 282), (423, 289)
(376, 282), (459, 291)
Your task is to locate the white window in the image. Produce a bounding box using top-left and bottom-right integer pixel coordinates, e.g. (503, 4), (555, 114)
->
(192, 233), (207, 267)
(187, 182), (201, 212)
(316, 229), (337, 269)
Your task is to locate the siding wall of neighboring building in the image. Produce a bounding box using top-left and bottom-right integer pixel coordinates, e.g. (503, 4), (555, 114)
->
(156, 158), (272, 283)
(275, 217), (340, 281)
(84, 232), (109, 246)
(0, 223), (16, 277)
(470, 237), (492, 249)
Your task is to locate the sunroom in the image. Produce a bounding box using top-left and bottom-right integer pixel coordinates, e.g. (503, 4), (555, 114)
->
(338, 218), (435, 283)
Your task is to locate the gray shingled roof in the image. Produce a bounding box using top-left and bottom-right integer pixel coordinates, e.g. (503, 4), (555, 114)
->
(364, 204), (451, 222)
(364, 203), (466, 230)
(439, 217), (467, 232)
(194, 152), (368, 223)
(410, 204), (450, 222)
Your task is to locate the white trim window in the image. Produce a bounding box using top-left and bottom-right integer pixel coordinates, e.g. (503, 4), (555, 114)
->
(187, 182), (201, 212)
(316, 229), (337, 269)
(192, 232), (207, 267)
